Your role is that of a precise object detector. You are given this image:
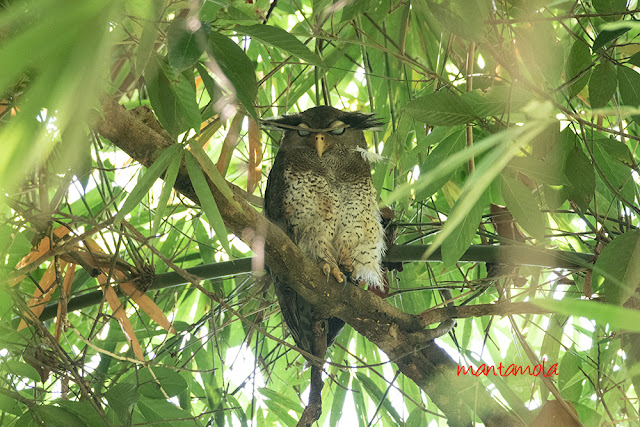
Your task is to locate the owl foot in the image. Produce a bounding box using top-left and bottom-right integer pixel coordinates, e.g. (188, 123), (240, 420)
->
(322, 263), (345, 283)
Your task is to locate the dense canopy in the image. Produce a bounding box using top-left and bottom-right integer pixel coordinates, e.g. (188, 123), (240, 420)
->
(1, 0), (640, 425)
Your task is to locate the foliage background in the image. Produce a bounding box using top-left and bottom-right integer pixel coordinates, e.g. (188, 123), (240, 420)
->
(1, 0), (640, 425)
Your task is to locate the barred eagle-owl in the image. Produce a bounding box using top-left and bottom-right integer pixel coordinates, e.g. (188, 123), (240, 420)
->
(264, 106), (385, 356)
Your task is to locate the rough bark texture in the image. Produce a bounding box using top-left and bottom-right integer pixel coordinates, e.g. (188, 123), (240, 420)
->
(95, 98), (523, 425)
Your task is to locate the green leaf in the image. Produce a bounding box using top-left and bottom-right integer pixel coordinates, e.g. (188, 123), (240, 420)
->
(105, 383), (138, 426)
(113, 144), (181, 225)
(145, 56), (201, 137)
(531, 298), (640, 332)
(592, 138), (635, 201)
(137, 397), (203, 426)
(225, 395), (248, 427)
(461, 86), (531, 117)
(184, 151), (231, 254)
(37, 406), (85, 427)
(135, 367), (189, 399)
(405, 87), (531, 127)
(135, 0), (163, 77)
(507, 156), (566, 186)
(500, 174), (545, 240)
(258, 388), (302, 412)
(416, 128), (466, 200)
(260, 396), (298, 427)
(235, 25), (324, 68)
(0, 392), (24, 416)
(594, 137), (635, 168)
(617, 65), (640, 122)
(194, 218), (217, 264)
(589, 61), (617, 108)
(208, 31), (258, 121)
(167, 18), (211, 71)
(404, 90), (475, 126)
(341, 0), (375, 21)
(4, 360), (41, 383)
(594, 230), (640, 306)
(151, 146), (182, 237)
(558, 348), (584, 402)
(188, 141), (237, 203)
(195, 62), (216, 105)
(406, 407), (427, 427)
(330, 370), (350, 426)
(564, 147), (595, 211)
(565, 39), (592, 98)
(426, 0), (488, 41)
(442, 192), (485, 266)
(592, 0), (627, 21)
(351, 379), (367, 426)
(592, 26), (631, 51)
(55, 401), (109, 427)
(355, 372), (402, 425)
(628, 51), (640, 67)
(6, 229), (33, 255)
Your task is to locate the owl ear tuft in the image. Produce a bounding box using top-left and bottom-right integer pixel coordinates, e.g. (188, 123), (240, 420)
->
(342, 112), (384, 131)
(261, 114), (302, 131)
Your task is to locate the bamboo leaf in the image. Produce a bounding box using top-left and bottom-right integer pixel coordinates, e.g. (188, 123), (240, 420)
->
(593, 229), (640, 306)
(404, 90), (475, 126)
(500, 174), (545, 240)
(532, 298), (640, 332)
(151, 146), (183, 237)
(235, 24), (325, 68)
(442, 192), (485, 266)
(208, 31), (258, 122)
(330, 370), (350, 426)
(355, 372), (402, 425)
(114, 144), (181, 226)
(184, 151), (231, 254)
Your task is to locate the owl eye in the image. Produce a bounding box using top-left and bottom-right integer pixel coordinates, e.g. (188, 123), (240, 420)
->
(329, 121), (346, 135)
(297, 123), (311, 137)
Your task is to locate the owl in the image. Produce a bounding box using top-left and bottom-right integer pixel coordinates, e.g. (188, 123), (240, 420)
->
(264, 106), (386, 356)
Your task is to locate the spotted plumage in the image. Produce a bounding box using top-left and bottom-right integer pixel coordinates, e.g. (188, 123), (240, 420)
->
(264, 106), (386, 355)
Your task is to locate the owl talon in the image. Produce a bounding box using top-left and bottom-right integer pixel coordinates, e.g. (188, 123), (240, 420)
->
(321, 263), (344, 283)
(322, 263), (332, 277)
(331, 266), (345, 283)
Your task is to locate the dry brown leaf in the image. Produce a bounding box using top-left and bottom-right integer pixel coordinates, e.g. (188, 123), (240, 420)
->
(18, 261), (68, 331)
(86, 237), (175, 336)
(11, 226), (71, 286)
(55, 263), (75, 342)
(216, 112), (244, 176)
(97, 273), (145, 361)
(119, 281), (175, 334)
(247, 115), (263, 194)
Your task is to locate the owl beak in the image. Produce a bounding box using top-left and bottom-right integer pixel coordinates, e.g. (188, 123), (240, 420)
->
(315, 134), (327, 157)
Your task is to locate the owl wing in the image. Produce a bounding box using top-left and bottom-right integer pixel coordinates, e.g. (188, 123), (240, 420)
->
(265, 151), (345, 354)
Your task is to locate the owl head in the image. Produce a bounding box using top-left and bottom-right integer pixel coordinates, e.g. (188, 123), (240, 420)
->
(262, 106), (383, 158)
